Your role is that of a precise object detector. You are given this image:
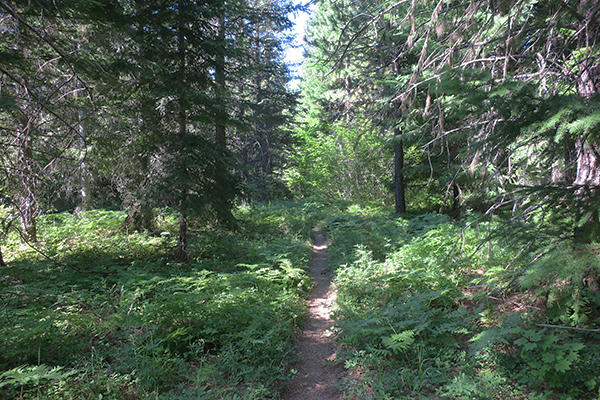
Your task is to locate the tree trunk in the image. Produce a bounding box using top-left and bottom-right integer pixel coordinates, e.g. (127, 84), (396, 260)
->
(19, 134), (37, 244)
(252, 28), (272, 201)
(132, 155), (155, 232)
(176, 0), (189, 260)
(176, 211), (189, 262)
(76, 161), (93, 214)
(452, 182), (462, 215)
(574, 0), (600, 185)
(19, 183), (37, 244)
(394, 130), (406, 214)
(127, 200), (155, 233)
(215, 15), (226, 148)
(572, 0), (600, 241)
(258, 135), (272, 201)
(574, 139), (600, 187)
(0, 246), (6, 267)
(564, 138), (578, 185)
(393, 49), (407, 214)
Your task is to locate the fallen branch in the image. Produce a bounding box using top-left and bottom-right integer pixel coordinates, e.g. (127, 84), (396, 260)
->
(535, 323), (600, 333)
(487, 295), (543, 311)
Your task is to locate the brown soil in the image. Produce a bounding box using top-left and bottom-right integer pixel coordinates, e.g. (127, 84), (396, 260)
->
(281, 227), (342, 400)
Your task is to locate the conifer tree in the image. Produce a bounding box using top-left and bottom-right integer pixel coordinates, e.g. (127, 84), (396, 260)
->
(116, 0), (239, 260)
(291, 0), (395, 203)
(228, 0), (298, 201)
(301, 0), (600, 233)
(389, 0), (600, 234)
(0, 0), (111, 241)
(1, 0), (300, 258)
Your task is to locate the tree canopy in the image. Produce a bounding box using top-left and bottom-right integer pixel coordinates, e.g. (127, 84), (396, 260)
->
(1, 0), (300, 258)
(293, 0), (600, 238)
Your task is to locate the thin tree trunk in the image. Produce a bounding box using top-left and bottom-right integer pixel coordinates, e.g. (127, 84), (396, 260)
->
(574, 0), (600, 185)
(130, 155), (154, 232)
(252, 29), (272, 200)
(394, 130), (406, 214)
(393, 50), (406, 214)
(0, 246), (6, 267)
(76, 161), (92, 214)
(19, 185), (37, 243)
(452, 182), (462, 214)
(19, 133), (37, 243)
(258, 135), (272, 201)
(176, 0), (189, 260)
(176, 211), (189, 262)
(345, 57), (351, 123)
(215, 15), (226, 148)
(77, 111), (92, 214)
(564, 138), (578, 185)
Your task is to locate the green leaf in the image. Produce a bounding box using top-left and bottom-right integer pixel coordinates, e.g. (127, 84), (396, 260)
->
(570, 342), (585, 352)
(523, 342), (538, 352)
(554, 358), (572, 372)
(541, 352), (555, 363)
(514, 337), (529, 346)
(0, 365), (77, 388)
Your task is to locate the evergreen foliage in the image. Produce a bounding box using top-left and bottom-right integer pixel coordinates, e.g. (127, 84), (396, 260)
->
(1, 0), (299, 258)
(296, 0), (600, 236)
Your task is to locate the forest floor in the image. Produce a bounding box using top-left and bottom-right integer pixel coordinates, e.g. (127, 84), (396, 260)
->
(281, 228), (343, 400)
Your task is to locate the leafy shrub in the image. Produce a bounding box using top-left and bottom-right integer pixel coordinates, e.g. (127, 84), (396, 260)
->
(500, 327), (600, 397)
(329, 211), (478, 398)
(471, 313), (600, 399)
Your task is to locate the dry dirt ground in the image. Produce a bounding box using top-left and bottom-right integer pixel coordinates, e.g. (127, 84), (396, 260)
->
(281, 228), (343, 400)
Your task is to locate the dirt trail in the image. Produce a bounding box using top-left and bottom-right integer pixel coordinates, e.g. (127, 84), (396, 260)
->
(282, 227), (342, 400)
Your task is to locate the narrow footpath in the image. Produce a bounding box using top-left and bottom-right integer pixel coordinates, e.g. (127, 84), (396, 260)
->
(282, 227), (341, 400)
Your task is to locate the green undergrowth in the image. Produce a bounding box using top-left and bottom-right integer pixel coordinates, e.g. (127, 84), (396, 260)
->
(0, 201), (327, 399)
(325, 205), (600, 400)
(2, 201), (599, 399)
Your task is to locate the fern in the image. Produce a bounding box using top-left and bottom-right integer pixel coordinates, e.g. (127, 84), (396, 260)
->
(382, 330), (416, 354)
(519, 243), (600, 326)
(0, 365), (77, 389)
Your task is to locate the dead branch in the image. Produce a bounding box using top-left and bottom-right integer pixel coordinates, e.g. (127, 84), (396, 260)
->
(535, 323), (600, 333)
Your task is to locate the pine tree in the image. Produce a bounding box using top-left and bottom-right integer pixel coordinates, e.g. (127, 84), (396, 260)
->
(229, 0), (298, 201)
(291, 0), (397, 203)
(117, 0), (240, 260)
(302, 0), (600, 232)
(0, 0), (110, 241)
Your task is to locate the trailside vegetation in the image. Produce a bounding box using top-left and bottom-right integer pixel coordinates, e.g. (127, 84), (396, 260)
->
(1, 201), (600, 398)
(0, 202), (321, 399)
(325, 204), (600, 400)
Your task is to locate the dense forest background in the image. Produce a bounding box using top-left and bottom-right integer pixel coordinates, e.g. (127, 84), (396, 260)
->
(1, 0), (600, 399)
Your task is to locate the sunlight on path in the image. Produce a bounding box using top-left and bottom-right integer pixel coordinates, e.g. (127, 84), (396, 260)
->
(281, 228), (341, 400)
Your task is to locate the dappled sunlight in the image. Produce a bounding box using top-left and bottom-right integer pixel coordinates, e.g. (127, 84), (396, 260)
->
(284, 229), (342, 400)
